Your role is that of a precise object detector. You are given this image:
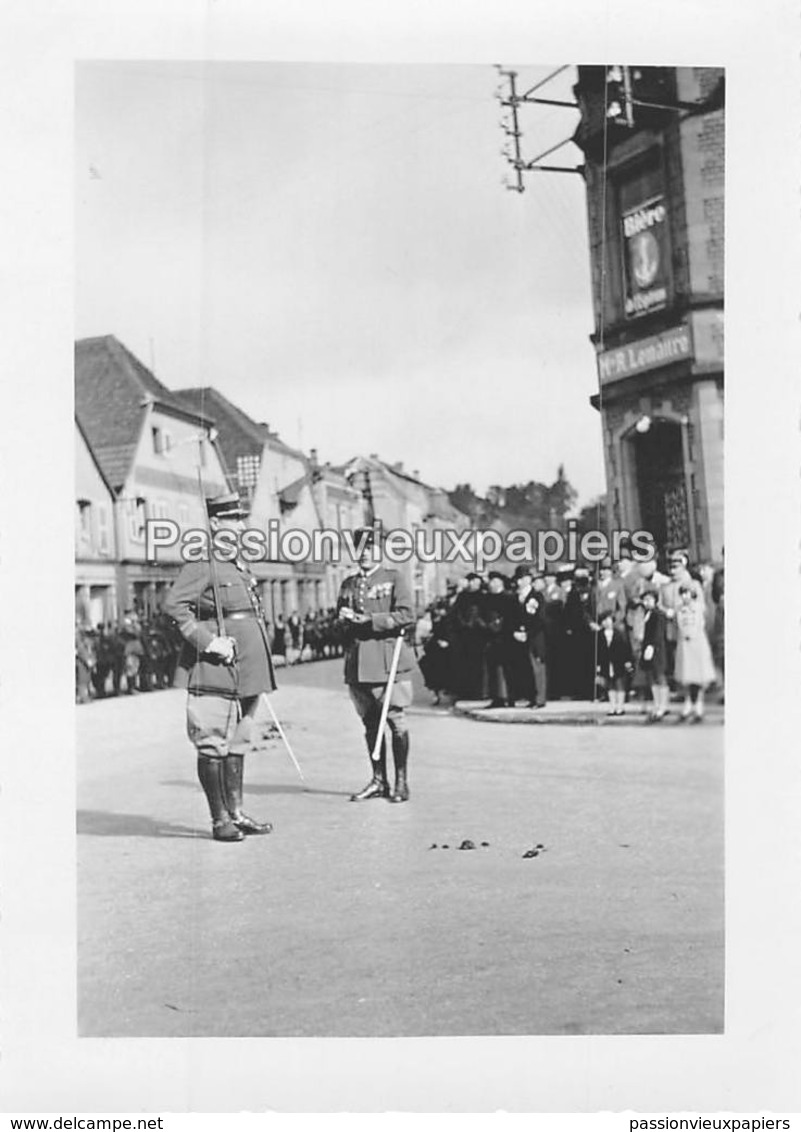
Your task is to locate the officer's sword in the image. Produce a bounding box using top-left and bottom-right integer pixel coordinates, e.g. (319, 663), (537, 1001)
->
(371, 634), (404, 764)
(260, 693), (305, 782)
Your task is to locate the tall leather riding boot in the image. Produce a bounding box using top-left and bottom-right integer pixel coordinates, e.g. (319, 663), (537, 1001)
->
(350, 730), (389, 801)
(223, 754), (273, 835)
(196, 757), (243, 842)
(389, 731), (410, 803)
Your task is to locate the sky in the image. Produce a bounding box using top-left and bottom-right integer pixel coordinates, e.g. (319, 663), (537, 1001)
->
(75, 61), (604, 506)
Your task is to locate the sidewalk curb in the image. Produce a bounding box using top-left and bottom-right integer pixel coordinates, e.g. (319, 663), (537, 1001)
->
(450, 701), (725, 727)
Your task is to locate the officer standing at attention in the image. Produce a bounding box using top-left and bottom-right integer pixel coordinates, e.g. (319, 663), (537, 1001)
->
(165, 492), (276, 843)
(337, 527), (416, 803)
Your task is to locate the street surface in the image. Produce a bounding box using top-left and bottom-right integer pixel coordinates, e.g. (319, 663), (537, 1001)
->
(77, 660), (723, 1037)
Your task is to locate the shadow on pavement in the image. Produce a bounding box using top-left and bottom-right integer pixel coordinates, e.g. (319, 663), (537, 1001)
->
(77, 809), (203, 839)
(160, 779), (352, 798)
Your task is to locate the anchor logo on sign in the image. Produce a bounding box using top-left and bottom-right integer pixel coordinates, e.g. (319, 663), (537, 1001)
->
(631, 230), (660, 289)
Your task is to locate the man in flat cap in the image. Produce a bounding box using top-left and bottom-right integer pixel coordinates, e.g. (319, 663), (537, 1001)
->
(337, 526), (416, 802)
(165, 492), (276, 842)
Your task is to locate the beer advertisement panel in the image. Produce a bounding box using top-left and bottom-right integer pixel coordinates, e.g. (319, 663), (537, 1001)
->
(621, 195), (672, 318)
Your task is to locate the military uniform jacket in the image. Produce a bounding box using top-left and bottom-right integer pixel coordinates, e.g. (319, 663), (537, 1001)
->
(165, 557), (277, 698)
(337, 565), (416, 685)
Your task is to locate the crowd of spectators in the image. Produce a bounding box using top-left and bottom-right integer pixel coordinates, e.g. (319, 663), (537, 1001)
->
(416, 549), (724, 723)
(76, 552), (724, 725)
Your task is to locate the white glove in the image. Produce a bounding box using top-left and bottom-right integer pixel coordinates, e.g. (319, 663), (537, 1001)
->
(206, 636), (236, 663)
(643, 645), (654, 662)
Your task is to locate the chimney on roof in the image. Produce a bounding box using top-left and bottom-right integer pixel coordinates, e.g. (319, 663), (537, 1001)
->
(412, 469), (420, 480)
(309, 447), (318, 468)
(394, 461), (404, 473)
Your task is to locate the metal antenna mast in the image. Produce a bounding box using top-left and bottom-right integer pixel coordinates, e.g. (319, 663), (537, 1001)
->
(495, 64), (583, 191)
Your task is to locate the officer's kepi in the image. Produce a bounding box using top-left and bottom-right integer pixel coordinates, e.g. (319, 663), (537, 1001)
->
(353, 525), (382, 546)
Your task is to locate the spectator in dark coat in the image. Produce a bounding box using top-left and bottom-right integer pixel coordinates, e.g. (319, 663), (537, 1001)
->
(640, 586), (670, 721)
(541, 572), (565, 699)
(562, 580), (596, 700)
(271, 615), (287, 661)
(510, 566), (548, 708)
(419, 603), (455, 705)
(595, 610), (634, 716)
(483, 572), (516, 708)
(451, 572), (487, 700)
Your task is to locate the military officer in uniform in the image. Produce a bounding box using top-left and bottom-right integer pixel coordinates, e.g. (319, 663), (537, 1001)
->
(337, 527), (416, 802)
(165, 492), (277, 842)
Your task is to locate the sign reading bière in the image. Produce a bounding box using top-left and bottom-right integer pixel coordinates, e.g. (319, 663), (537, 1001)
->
(598, 324), (692, 385)
(621, 195), (671, 318)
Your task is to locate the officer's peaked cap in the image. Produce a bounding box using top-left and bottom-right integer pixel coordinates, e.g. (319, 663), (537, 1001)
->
(353, 525), (384, 546)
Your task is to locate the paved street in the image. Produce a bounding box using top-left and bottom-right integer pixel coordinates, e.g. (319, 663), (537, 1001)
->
(77, 660), (723, 1037)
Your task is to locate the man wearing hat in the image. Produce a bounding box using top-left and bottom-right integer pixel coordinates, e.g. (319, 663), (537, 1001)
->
(483, 570), (516, 708)
(451, 571), (487, 699)
(593, 557), (626, 629)
(165, 492), (277, 842)
(337, 527), (416, 802)
(510, 565), (547, 708)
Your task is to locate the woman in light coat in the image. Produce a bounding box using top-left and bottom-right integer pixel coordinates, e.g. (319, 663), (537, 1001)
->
(674, 583), (716, 723)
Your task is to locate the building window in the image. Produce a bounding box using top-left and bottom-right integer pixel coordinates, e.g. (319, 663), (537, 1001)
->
(96, 505), (111, 554)
(77, 499), (92, 543)
(129, 498), (146, 543)
(237, 454), (261, 500)
(152, 427), (174, 456)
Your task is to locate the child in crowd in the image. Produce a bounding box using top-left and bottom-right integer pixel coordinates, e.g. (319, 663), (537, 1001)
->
(640, 586), (670, 722)
(595, 610), (633, 716)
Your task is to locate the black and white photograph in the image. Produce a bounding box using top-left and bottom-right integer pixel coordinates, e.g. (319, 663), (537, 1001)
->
(73, 59), (725, 1039)
(2, 0), (800, 1117)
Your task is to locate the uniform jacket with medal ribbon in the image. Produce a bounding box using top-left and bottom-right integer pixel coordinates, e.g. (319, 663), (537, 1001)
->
(165, 557), (277, 698)
(337, 565), (416, 685)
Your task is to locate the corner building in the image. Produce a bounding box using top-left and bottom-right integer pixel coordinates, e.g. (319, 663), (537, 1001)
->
(574, 66), (724, 563)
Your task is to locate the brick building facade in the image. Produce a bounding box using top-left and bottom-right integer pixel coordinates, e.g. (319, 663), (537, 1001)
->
(574, 66), (724, 564)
